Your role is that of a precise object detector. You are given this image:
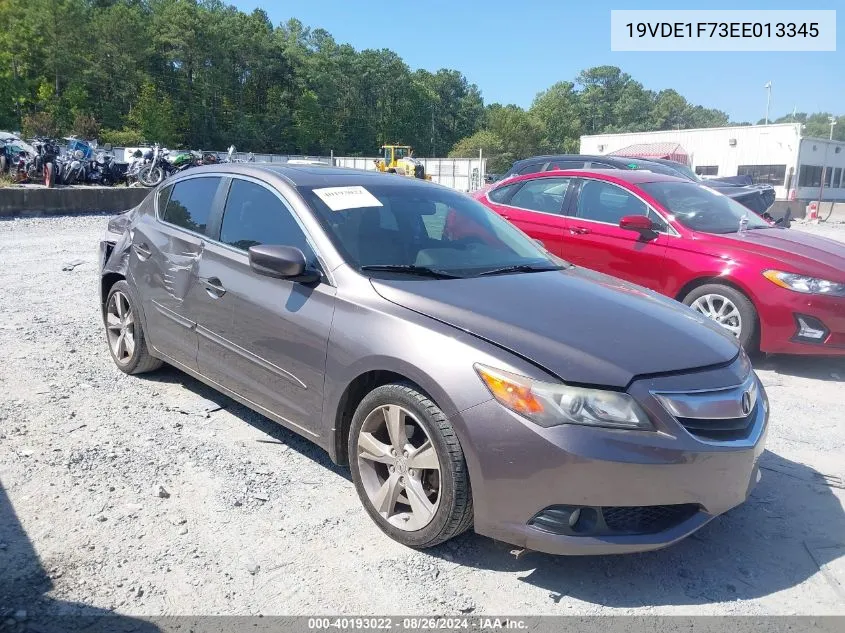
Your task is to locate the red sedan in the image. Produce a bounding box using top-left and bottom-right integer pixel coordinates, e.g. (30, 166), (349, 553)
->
(473, 169), (845, 356)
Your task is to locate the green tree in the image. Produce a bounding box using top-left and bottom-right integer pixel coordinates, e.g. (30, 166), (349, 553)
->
(529, 81), (581, 153)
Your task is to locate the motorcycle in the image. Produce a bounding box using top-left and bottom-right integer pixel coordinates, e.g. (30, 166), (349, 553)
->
(57, 137), (94, 185)
(87, 144), (129, 186)
(29, 137), (61, 187)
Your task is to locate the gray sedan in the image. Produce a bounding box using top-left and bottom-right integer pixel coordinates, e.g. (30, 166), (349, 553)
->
(99, 163), (768, 555)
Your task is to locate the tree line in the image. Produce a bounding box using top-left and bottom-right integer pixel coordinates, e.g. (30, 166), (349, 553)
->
(1, 0), (841, 172)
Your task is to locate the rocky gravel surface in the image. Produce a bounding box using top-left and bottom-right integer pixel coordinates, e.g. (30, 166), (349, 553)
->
(0, 214), (844, 621)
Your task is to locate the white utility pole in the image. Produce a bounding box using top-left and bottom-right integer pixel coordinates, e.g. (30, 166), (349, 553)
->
(764, 82), (772, 124)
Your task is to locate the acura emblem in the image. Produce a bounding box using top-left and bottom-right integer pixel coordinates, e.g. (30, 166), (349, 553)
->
(741, 390), (752, 416)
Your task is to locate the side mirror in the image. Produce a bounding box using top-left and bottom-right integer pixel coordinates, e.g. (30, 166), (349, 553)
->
(248, 245), (320, 283)
(533, 238), (547, 250)
(619, 215), (657, 233)
(103, 143), (113, 151)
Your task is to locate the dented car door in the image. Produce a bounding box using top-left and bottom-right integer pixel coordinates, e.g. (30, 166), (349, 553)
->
(128, 176), (225, 371)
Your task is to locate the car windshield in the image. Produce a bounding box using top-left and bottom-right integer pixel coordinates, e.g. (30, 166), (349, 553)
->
(299, 182), (561, 278)
(641, 181), (771, 234)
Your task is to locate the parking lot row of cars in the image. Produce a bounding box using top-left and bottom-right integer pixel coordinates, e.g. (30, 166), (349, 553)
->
(96, 157), (842, 559)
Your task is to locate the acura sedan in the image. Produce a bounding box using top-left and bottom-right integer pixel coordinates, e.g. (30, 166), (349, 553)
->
(475, 169), (845, 356)
(100, 164), (768, 555)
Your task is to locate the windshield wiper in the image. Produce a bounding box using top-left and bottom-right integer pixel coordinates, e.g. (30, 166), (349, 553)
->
(475, 264), (563, 277)
(359, 264), (462, 279)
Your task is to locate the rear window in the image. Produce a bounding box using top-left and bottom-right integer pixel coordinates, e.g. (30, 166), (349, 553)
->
(162, 177), (221, 234)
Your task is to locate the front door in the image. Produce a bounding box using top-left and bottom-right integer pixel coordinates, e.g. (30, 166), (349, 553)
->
(562, 178), (669, 291)
(194, 177), (336, 438)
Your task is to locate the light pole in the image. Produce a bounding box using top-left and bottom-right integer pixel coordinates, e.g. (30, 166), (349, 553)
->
(764, 82), (772, 124)
(829, 116), (837, 140)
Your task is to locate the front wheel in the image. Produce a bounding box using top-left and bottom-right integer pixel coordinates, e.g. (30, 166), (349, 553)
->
(683, 283), (758, 351)
(139, 164), (164, 187)
(349, 383), (473, 549)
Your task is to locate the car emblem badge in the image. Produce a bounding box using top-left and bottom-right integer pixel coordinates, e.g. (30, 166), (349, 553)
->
(741, 391), (752, 416)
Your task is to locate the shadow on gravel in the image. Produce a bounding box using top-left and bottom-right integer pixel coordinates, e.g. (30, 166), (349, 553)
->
(0, 482), (161, 632)
(755, 354), (845, 383)
(426, 450), (845, 607)
(136, 365), (350, 480)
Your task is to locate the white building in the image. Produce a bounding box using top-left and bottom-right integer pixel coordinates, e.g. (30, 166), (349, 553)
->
(580, 123), (845, 201)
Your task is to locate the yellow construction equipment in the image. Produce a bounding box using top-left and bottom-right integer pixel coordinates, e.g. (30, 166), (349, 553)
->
(374, 145), (431, 180)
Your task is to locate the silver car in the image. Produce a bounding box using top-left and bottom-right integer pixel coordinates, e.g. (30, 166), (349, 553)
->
(99, 164), (768, 555)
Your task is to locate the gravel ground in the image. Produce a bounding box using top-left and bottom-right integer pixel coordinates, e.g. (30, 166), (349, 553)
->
(0, 215), (844, 619)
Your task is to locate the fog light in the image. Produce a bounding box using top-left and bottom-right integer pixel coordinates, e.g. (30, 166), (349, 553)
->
(795, 315), (828, 342)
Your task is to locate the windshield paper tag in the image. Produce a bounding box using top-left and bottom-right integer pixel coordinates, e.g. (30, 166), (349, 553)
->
(313, 186), (383, 211)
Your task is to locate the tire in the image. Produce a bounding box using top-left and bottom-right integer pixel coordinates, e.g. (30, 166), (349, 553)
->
(139, 164), (164, 187)
(44, 162), (55, 188)
(104, 280), (163, 375)
(348, 383), (473, 549)
(683, 283), (758, 351)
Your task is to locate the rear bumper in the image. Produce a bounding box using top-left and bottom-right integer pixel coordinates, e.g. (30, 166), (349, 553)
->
(454, 360), (768, 555)
(757, 288), (845, 355)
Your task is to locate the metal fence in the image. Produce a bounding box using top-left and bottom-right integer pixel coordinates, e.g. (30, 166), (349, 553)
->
(112, 147), (487, 192)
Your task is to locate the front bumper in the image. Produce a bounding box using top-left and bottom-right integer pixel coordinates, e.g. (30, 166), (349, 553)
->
(455, 358), (768, 555)
(757, 287), (845, 355)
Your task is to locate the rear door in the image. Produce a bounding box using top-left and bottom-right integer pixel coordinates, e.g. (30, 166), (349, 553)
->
(562, 178), (669, 290)
(483, 176), (574, 255)
(194, 176), (336, 438)
(129, 175), (224, 370)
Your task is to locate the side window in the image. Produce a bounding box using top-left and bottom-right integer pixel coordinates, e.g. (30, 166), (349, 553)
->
(220, 179), (316, 265)
(156, 184), (173, 215)
(575, 180), (648, 224)
(487, 182), (521, 203)
(422, 203), (450, 240)
(546, 160), (587, 171)
(508, 178), (570, 214)
(162, 177), (221, 234)
(518, 162), (545, 175)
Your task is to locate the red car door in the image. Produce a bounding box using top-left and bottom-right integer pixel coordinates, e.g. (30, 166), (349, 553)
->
(562, 178), (669, 291)
(482, 176), (573, 256)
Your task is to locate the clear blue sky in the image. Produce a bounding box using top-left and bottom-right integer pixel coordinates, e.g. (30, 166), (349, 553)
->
(230, 0), (842, 122)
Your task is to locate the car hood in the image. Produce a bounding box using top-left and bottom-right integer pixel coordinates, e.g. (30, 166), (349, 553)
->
(698, 228), (845, 281)
(370, 266), (739, 388)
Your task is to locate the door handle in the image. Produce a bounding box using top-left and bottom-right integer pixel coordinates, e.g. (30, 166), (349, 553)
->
(569, 227), (591, 235)
(201, 276), (226, 298)
(133, 242), (152, 259)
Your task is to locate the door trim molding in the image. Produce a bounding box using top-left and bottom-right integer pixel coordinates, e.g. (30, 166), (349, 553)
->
(152, 300), (196, 329)
(195, 324), (308, 390)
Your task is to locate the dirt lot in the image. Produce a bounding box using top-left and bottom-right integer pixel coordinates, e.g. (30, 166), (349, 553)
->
(1, 215), (844, 619)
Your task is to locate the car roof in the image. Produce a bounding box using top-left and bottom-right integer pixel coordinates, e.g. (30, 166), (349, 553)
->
(183, 162), (442, 190)
(528, 168), (690, 185)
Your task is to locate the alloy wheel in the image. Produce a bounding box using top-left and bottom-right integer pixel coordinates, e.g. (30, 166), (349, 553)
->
(105, 291), (136, 364)
(690, 293), (742, 338)
(356, 404), (441, 531)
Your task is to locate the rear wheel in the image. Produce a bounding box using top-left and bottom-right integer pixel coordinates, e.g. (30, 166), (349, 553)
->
(43, 161), (55, 188)
(104, 281), (163, 374)
(683, 283), (758, 351)
(349, 383), (473, 549)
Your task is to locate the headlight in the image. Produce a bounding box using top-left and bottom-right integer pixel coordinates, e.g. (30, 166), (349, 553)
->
(474, 364), (653, 430)
(763, 270), (845, 296)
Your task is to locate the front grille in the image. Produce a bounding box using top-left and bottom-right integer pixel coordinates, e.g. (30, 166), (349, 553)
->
(529, 503), (699, 537)
(678, 404), (757, 441)
(602, 504), (699, 534)
(653, 374), (762, 442)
